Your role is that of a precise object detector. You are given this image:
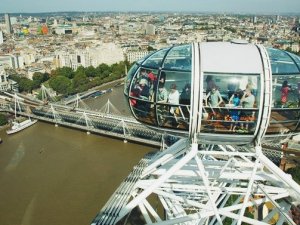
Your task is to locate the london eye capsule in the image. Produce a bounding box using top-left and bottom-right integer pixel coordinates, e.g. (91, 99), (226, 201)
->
(124, 41), (300, 145)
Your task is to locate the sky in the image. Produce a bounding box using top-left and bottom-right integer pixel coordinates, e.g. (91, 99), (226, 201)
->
(0, 0), (300, 14)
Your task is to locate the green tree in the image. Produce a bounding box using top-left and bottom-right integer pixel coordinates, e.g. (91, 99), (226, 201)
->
(85, 66), (96, 77)
(0, 113), (8, 126)
(75, 66), (86, 77)
(111, 62), (123, 75)
(72, 72), (89, 91)
(32, 72), (50, 89)
(9, 74), (21, 83)
(49, 75), (72, 95)
(56, 67), (74, 79)
(92, 77), (103, 86)
(95, 63), (111, 77)
(287, 166), (300, 184)
(50, 69), (58, 77)
(19, 77), (34, 93)
(224, 26), (237, 33)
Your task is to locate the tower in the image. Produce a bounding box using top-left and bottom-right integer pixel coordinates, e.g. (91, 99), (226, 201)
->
(0, 31), (4, 44)
(4, 13), (13, 34)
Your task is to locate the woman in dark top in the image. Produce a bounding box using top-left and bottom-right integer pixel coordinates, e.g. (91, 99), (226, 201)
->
(159, 71), (166, 87)
(179, 83), (191, 118)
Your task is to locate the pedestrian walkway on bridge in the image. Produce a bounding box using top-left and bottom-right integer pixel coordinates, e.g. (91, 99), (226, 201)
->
(0, 91), (179, 147)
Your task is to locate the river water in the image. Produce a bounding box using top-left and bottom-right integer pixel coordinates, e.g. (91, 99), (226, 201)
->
(0, 85), (154, 225)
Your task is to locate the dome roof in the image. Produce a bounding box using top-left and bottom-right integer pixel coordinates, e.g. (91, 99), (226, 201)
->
(267, 48), (300, 74)
(139, 44), (192, 71)
(136, 43), (300, 75)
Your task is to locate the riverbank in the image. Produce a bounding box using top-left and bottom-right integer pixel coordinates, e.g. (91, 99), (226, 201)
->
(89, 77), (125, 92)
(0, 124), (10, 131)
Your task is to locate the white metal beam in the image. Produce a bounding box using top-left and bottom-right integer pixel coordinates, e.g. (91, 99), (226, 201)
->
(116, 143), (198, 223)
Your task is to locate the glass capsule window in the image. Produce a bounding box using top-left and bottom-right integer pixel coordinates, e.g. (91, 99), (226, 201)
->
(268, 48), (300, 74)
(162, 45), (192, 71)
(125, 44), (192, 130)
(142, 48), (169, 68)
(268, 74), (300, 134)
(156, 70), (191, 130)
(201, 73), (260, 134)
(288, 52), (300, 69)
(124, 63), (139, 95)
(124, 44), (300, 141)
(267, 48), (300, 134)
(129, 67), (157, 125)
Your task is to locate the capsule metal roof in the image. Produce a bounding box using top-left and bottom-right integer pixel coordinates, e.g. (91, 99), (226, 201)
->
(136, 42), (300, 75)
(200, 42), (263, 74)
(267, 48), (300, 74)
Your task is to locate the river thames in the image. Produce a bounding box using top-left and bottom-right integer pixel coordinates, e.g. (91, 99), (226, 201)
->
(0, 85), (154, 225)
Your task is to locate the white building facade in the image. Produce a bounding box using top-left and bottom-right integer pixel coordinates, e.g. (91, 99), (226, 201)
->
(4, 13), (12, 34)
(0, 64), (17, 92)
(56, 50), (91, 70)
(0, 31), (4, 44)
(145, 24), (156, 35)
(125, 50), (150, 63)
(56, 43), (125, 69)
(0, 55), (20, 69)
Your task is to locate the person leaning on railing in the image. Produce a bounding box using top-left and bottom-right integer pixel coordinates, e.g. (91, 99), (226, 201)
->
(239, 88), (255, 132)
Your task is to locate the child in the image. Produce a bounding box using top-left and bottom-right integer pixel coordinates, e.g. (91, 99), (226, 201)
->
(229, 91), (241, 131)
(205, 86), (223, 107)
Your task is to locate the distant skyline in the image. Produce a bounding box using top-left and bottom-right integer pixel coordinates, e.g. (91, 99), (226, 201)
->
(1, 0), (300, 14)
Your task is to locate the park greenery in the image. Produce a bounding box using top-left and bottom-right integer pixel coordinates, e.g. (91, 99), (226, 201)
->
(287, 166), (300, 184)
(0, 113), (8, 126)
(9, 60), (131, 96)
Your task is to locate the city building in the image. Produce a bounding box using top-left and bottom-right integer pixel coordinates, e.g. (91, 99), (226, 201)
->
(55, 25), (73, 35)
(89, 43), (125, 66)
(0, 55), (20, 69)
(10, 17), (18, 25)
(0, 31), (3, 44)
(125, 50), (150, 63)
(145, 24), (156, 35)
(0, 64), (9, 91)
(291, 42), (300, 52)
(0, 64), (17, 92)
(56, 50), (91, 70)
(4, 13), (13, 34)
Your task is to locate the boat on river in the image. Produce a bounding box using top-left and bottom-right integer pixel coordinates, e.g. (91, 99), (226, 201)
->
(91, 88), (113, 98)
(6, 118), (38, 135)
(6, 93), (38, 135)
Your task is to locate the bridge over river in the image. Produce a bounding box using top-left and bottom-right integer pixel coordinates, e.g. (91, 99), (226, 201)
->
(1, 91), (297, 225)
(0, 91), (179, 148)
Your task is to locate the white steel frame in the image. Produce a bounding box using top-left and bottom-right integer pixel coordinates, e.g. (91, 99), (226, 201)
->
(107, 43), (300, 225)
(113, 140), (300, 225)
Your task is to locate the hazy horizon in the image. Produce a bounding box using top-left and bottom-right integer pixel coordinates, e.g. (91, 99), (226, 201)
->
(1, 0), (300, 15)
